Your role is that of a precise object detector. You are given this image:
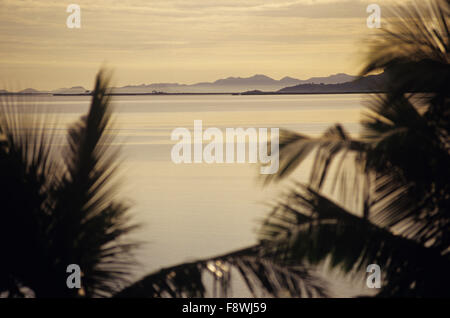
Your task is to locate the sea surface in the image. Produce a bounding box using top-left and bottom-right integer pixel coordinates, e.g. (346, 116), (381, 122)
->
(5, 94), (375, 297)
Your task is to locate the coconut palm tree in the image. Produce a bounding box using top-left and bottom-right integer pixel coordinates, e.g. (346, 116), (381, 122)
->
(0, 71), (325, 298)
(0, 71), (139, 297)
(258, 0), (450, 297)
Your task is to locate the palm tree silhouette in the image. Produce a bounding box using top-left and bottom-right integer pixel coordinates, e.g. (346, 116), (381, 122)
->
(2, 0), (447, 298)
(258, 0), (450, 297)
(0, 71), (139, 297)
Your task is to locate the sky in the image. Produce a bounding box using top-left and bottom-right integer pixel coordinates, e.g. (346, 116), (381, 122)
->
(0, 0), (403, 90)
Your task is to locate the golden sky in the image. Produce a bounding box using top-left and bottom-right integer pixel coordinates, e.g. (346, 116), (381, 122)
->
(0, 0), (401, 90)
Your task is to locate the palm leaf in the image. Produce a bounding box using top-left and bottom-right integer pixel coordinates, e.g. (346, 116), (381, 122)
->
(0, 95), (59, 297)
(260, 1), (450, 297)
(258, 185), (450, 297)
(45, 70), (138, 297)
(0, 71), (138, 297)
(115, 245), (327, 298)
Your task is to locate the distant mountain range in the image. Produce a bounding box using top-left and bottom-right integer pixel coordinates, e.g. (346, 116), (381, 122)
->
(111, 73), (356, 93)
(242, 72), (387, 95)
(0, 73), (357, 95)
(0, 88), (43, 94)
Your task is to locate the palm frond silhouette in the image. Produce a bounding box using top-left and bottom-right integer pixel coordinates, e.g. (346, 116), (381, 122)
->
(0, 71), (137, 297)
(259, 0), (450, 297)
(116, 245), (326, 298)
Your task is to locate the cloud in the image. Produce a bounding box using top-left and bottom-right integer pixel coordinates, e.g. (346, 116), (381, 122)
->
(0, 0), (396, 89)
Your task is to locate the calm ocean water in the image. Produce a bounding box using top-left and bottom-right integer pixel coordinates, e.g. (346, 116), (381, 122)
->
(9, 94), (373, 297)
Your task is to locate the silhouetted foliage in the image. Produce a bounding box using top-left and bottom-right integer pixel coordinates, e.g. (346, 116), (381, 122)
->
(116, 245), (326, 298)
(260, 0), (450, 297)
(3, 0), (447, 298)
(0, 71), (138, 297)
